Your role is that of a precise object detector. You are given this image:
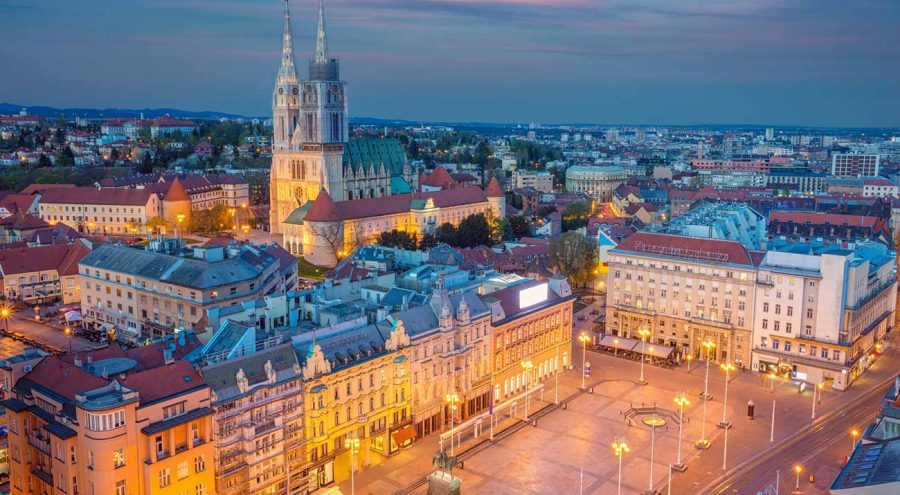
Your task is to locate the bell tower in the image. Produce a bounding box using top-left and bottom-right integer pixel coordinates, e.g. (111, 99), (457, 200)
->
(272, 0), (300, 152)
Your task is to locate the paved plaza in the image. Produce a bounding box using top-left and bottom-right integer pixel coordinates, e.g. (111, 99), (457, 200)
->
(338, 315), (900, 495)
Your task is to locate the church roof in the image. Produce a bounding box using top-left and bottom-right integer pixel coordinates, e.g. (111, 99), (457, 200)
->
(391, 177), (413, 194)
(343, 138), (408, 177)
(421, 167), (456, 189)
(164, 177), (190, 202)
(486, 177), (504, 197)
(304, 189), (342, 222)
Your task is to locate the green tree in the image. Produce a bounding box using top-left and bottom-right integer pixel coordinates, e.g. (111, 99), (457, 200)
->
(506, 215), (531, 239)
(457, 213), (492, 248)
(435, 222), (458, 246)
(419, 232), (438, 249)
(548, 231), (598, 288)
(377, 230), (418, 250)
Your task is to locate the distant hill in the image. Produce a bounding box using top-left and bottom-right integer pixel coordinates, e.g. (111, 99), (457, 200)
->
(0, 103), (250, 120)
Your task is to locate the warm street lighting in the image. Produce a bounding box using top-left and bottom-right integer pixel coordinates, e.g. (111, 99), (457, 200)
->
(637, 327), (651, 385)
(685, 353), (693, 372)
(64, 326), (72, 353)
(701, 340), (716, 399)
(445, 392), (460, 455)
(812, 382), (824, 420)
(673, 392), (690, 471)
(611, 437), (630, 495)
(344, 436), (360, 495)
(851, 429), (860, 454)
(0, 306), (10, 333)
(794, 465), (802, 491)
(718, 362), (736, 429)
(613, 338), (620, 357)
(521, 360), (534, 420)
(578, 332), (590, 389)
(768, 371), (777, 393)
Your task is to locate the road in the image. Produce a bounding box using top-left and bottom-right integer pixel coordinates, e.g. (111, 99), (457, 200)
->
(4, 312), (96, 354)
(706, 372), (890, 495)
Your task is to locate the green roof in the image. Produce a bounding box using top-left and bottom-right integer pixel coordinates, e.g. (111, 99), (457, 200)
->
(343, 138), (408, 176)
(284, 202), (312, 225)
(391, 176), (413, 194)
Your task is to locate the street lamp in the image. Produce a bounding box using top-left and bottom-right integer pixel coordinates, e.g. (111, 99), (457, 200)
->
(637, 327), (651, 385)
(613, 338), (620, 357)
(812, 382), (824, 420)
(0, 306), (10, 333)
(521, 360), (534, 420)
(343, 436), (360, 495)
(793, 465), (802, 491)
(768, 371), (776, 393)
(851, 429), (860, 454)
(718, 362), (736, 429)
(612, 436), (630, 495)
(673, 392), (690, 471)
(578, 332), (590, 390)
(64, 326), (72, 353)
(444, 392), (460, 456)
(701, 340), (716, 400)
(685, 353), (693, 372)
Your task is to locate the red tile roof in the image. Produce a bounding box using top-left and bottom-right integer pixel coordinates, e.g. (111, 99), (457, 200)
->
(23, 356), (109, 401)
(486, 177), (505, 197)
(304, 189), (342, 222)
(0, 193), (36, 214)
(614, 232), (753, 266)
(421, 167), (457, 189)
(0, 212), (48, 230)
(768, 211), (876, 227)
(57, 241), (92, 276)
(307, 186), (489, 222)
(0, 242), (90, 276)
(38, 186), (157, 206)
(121, 360), (204, 404)
(164, 177), (190, 202)
(20, 183), (76, 195)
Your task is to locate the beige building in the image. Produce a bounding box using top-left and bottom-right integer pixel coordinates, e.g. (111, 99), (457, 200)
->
(511, 170), (554, 193)
(288, 179), (505, 267)
(201, 341), (310, 495)
(606, 232), (758, 366)
(78, 241), (288, 343)
(1, 341), (215, 495)
(37, 186), (161, 235)
(565, 165), (627, 202)
(0, 241), (91, 305)
(394, 287), (494, 439)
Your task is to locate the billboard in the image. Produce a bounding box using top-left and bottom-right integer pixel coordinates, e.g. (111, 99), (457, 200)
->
(519, 283), (549, 310)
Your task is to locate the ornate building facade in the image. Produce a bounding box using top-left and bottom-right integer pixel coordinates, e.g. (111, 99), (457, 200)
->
(269, 0), (416, 236)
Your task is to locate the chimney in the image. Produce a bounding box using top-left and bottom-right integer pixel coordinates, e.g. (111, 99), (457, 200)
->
(163, 348), (174, 365)
(101, 367), (108, 380)
(74, 355), (83, 368)
(86, 352), (93, 365)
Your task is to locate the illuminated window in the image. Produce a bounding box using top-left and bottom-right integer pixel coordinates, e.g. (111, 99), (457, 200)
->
(113, 449), (125, 468)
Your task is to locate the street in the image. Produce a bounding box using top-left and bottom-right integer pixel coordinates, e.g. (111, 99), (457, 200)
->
(2, 311), (96, 355)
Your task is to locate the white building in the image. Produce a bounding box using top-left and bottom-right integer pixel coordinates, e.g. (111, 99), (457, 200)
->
(565, 165), (627, 202)
(751, 242), (896, 390)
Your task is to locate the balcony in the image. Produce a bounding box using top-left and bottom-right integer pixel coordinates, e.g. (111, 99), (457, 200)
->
(28, 432), (51, 455)
(254, 419), (278, 436)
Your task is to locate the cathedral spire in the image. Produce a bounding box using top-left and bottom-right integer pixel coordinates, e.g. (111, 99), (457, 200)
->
(315, 0), (329, 64)
(279, 0), (297, 78)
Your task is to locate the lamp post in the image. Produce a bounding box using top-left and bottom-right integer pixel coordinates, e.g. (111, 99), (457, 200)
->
(64, 326), (72, 353)
(811, 383), (823, 420)
(647, 414), (657, 494)
(637, 328), (651, 385)
(673, 392), (689, 471)
(851, 429), (860, 454)
(444, 392), (459, 455)
(613, 338), (620, 357)
(521, 360), (534, 420)
(685, 353), (693, 372)
(768, 371), (776, 393)
(578, 332), (590, 390)
(344, 436), (360, 495)
(176, 213), (185, 237)
(0, 306), (10, 333)
(794, 465), (802, 491)
(612, 437), (630, 495)
(718, 362), (736, 429)
(701, 340), (716, 400)
(554, 326), (561, 405)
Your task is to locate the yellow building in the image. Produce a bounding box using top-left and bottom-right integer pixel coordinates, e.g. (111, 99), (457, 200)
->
(37, 186), (161, 235)
(1, 341), (215, 495)
(285, 178), (505, 267)
(484, 276), (575, 403)
(0, 241), (91, 305)
(297, 319), (412, 491)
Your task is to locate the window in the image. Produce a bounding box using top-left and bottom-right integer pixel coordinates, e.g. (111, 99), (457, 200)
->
(784, 341), (792, 352)
(88, 450), (94, 469)
(159, 468), (171, 488)
(113, 449), (125, 468)
(85, 410), (125, 431)
(772, 340), (779, 350)
(195, 484), (205, 495)
(177, 461), (189, 480)
(115, 481), (125, 495)
(762, 319), (768, 330)
(163, 402), (186, 419)
(194, 455), (206, 473)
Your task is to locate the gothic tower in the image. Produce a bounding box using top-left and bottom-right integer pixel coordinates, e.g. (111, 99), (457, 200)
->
(272, 0), (299, 152)
(270, 0), (347, 235)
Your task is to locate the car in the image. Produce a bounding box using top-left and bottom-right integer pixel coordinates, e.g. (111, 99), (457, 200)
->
(577, 315), (588, 321)
(590, 309), (600, 315)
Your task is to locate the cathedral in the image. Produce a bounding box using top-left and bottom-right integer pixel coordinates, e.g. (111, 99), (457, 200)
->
(269, 0), (417, 236)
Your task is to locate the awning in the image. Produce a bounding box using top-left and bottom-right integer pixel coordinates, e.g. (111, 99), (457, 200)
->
(599, 335), (638, 351)
(638, 343), (675, 359)
(391, 425), (416, 446)
(64, 311), (82, 322)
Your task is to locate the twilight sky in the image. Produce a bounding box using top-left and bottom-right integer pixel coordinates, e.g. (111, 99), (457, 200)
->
(2, 0), (899, 127)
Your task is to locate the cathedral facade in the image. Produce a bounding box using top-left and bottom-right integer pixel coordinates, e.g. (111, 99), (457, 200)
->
(269, 0), (416, 236)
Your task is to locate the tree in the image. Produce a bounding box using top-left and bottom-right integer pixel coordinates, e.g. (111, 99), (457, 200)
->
(537, 205), (557, 218)
(505, 215), (531, 240)
(548, 231), (598, 288)
(377, 230), (418, 250)
(562, 200), (593, 231)
(435, 222), (458, 246)
(458, 213), (492, 248)
(419, 232), (438, 249)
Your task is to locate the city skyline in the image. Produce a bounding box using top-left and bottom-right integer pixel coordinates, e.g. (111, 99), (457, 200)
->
(2, 0), (900, 127)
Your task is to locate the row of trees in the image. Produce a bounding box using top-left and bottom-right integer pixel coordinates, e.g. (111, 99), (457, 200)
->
(376, 213), (495, 251)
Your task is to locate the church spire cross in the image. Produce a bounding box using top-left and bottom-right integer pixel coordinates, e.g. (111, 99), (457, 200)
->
(315, 0), (329, 64)
(279, 0), (297, 77)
